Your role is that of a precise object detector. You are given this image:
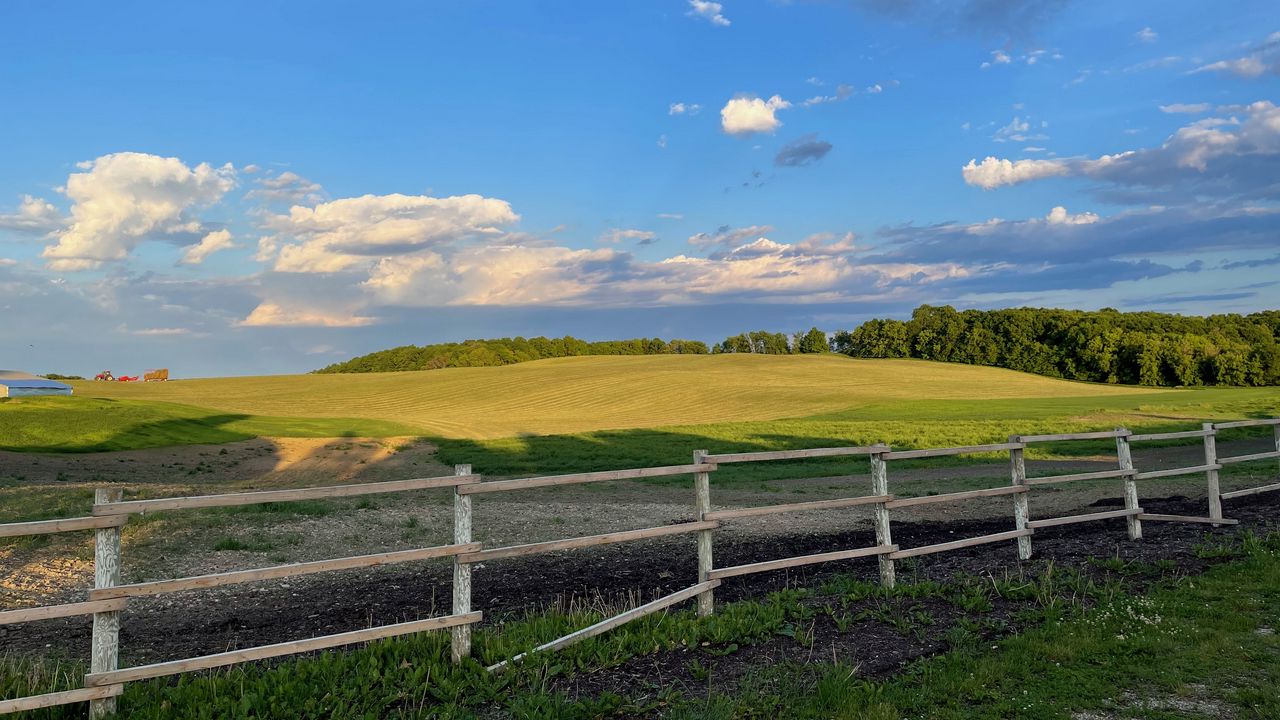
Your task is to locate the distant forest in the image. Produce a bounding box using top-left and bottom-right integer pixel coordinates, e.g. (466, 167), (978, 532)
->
(833, 305), (1280, 387)
(318, 306), (1280, 387)
(316, 336), (710, 374)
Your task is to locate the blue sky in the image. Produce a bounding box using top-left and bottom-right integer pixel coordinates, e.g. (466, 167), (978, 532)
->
(2, 0), (1278, 377)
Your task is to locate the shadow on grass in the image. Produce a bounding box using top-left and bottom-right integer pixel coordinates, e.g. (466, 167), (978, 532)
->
(0, 407), (363, 450)
(428, 417), (1279, 485)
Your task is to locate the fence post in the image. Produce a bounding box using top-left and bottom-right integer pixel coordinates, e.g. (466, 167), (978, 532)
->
(451, 464), (473, 662)
(870, 452), (895, 589)
(1008, 436), (1032, 560)
(1116, 429), (1141, 541)
(89, 487), (123, 719)
(1274, 423), (1280, 486)
(1202, 423), (1223, 525)
(692, 450), (714, 616)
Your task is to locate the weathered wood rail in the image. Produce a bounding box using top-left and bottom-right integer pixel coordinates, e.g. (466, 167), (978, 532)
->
(1, 417), (1277, 716)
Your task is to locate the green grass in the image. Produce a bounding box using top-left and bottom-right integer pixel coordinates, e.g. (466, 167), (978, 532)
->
(68, 355), (1158, 440)
(434, 386), (1280, 478)
(3, 357), (1276, 462)
(5, 534), (1275, 718)
(0, 397), (418, 452)
(670, 534), (1280, 719)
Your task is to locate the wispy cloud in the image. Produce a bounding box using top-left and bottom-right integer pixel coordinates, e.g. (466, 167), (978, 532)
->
(686, 0), (729, 27)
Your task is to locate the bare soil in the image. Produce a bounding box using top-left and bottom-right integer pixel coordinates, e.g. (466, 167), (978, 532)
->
(1, 435), (1276, 688)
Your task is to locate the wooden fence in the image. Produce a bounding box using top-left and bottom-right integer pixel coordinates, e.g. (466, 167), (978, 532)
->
(1, 417), (1278, 716)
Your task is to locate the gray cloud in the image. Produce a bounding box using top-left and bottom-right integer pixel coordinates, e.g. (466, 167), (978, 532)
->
(775, 135), (834, 167)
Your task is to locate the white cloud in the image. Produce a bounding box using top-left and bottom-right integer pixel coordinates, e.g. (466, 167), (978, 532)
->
(962, 156), (1070, 189)
(983, 48), (1061, 69)
(686, 0), (729, 27)
(363, 245), (625, 307)
(668, 102), (702, 115)
(179, 229), (236, 265)
(262, 192), (520, 273)
(40, 152), (236, 270)
(360, 233), (967, 309)
(239, 302), (377, 327)
(1195, 56), (1268, 77)
(1194, 32), (1280, 78)
(1045, 206), (1099, 225)
(796, 231), (857, 255)
(801, 84), (855, 107)
(1159, 103), (1211, 114)
(656, 134), (668, 149)
(720, 95), (791, 135)
(131, 327), (193, 336)
(962, 100), (1280, 192)
(242, 164), (261, 174)
(980, 50), (1012, 69)
(657, 213), (684, 220)
(993, 116), (1048, 143)
(688, 224), (774, 249)
(598, 228), (657, 245)
(246, 171), (325, 204)
(1135, 27), (1158, 43)
(0, 195), (64, 232)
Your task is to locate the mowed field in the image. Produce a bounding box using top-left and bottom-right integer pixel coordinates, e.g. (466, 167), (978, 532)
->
(66, 355), (1154, 440)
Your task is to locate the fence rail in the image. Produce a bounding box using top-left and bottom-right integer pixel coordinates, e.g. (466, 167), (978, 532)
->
(2, 417), (1278, 716)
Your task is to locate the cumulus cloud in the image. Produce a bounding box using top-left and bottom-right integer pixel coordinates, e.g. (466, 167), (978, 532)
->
(246, 171), (325, 204)
(361, 245), (629, 306)
(962, 100), (1280, 197)
(179, 229), (237, 265)
(962, 156), (1070, 189)
(359, 232), (968, 309)
(774, 134), (833, 167)
(0, 195), (64, 233)
(239, 302), (377, 327)
(721, 95), (791, 135)
(1135, 27), (1158, 43)
(261, 192), (520, 273)
(1045, 206), (1100, 225)
(686, 0), (729, 27)
(40, 152), (236, 270)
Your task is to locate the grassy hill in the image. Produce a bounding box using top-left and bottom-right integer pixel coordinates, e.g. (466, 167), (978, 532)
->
(65, 355), (1157, 440)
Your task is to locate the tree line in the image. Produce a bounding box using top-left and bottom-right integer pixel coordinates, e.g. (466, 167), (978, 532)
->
(317, 306), (1280, 387)
(316, 336), (710, 374)
(831, 305), (1280, 387)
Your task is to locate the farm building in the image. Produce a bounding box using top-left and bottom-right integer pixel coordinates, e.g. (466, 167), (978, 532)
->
(0, 370), (73, 398)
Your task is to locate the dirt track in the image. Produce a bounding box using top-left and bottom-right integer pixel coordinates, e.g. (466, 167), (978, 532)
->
(2, 436), (1277, 672)
(2, 490), (1275, 668)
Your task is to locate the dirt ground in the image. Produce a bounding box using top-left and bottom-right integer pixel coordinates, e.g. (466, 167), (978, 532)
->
(2, 436), (1277, 673)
